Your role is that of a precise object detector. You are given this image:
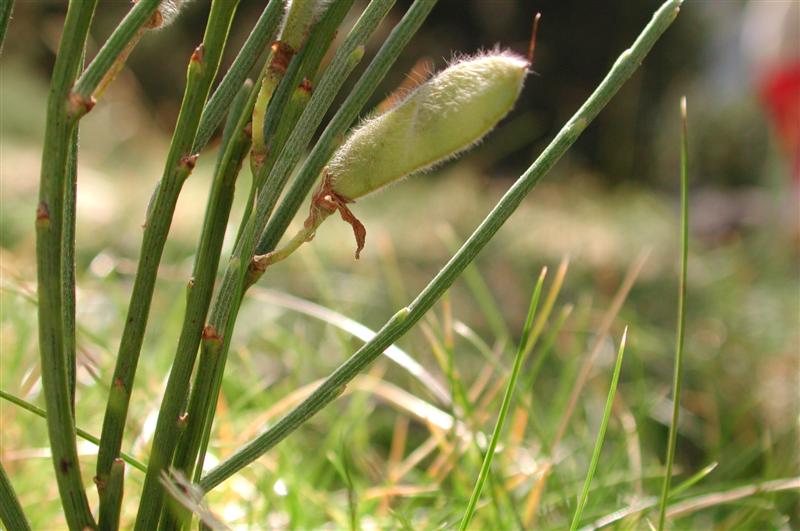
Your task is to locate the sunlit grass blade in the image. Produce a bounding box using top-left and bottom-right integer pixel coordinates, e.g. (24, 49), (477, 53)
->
(657, 95), (690, 530)
(0, 461), (29, 531)
(669, 462), (718, 498)
(569, 327), (629, 531)
(459, 268), (546, 530)
(0, 389), (147, 473)
(250, 286), (451, 405)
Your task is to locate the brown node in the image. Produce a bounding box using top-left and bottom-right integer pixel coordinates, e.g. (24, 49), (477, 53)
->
(145, 9), (163, 29)
(187, 277), (195, 289)
(36, 202), (50, 222)
(269, 41), (295, 74)
(177, 412), (189, 427)
(202, 324), (222, 344)
(191, 43), (205, 64)
(113, 377), (125, 391)
(59, 458), (71, 474)
(180, 153), (199, 170)
(93, 475), (106, 492)
(299, 78), (313, 94)
(67, 91), (95, 119)
(311, 172), (366, 259)
(243, 122), (253, 139)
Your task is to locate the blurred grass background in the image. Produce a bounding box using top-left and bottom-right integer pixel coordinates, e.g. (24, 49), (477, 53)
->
(1, 0), (798, 528)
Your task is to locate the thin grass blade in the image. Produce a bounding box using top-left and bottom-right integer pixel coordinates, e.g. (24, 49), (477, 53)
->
(657, 95), (690, 530)
(569, 327), (629, 531)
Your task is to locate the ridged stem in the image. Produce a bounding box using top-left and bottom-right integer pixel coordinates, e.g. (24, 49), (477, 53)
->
(95, 0), (239, 523)
(193, 0), (285, 152)
(178, 0), (396, 493)
(143, 79), (255, 531)
(70, 0), (160, 116)
(233, 0), (355, 248)
(251, 0), (317, 155)
(98, 459), (125, 531)
(0, 461), (29, 531)
(35, 1), (98, 527)
(657, 96), (690, 530)
(201, 0), (683, 491)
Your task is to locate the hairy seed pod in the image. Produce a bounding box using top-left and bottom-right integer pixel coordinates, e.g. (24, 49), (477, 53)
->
(327, 51), (528, 201)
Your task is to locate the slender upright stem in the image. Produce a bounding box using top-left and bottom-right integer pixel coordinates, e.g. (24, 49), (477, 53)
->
(139, 79), (255, 530)
(98, 459), (125, 531)
(194, 0), (285, 152)
(460, 269), (547, 530)
(95, 0), (239, 517)
(176, 0), (397, 491)
(0, 461), (29, 531)
(35, 1), (98, 527)
(201, 0), (683, 491)
(569, 329), (628, 531)
(233, 0), (355, 247)
(657, 96), (690, 530)
(251, 0), (317, 156)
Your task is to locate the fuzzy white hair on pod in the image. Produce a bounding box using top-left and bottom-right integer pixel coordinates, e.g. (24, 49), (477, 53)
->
(328, 51), (529, 201)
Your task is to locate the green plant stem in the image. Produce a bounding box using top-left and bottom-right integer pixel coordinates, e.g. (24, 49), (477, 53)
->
(234, 0), (355, 248)
(98, 459), (125, 531)
(0, 389), (146, 472)
(657, 96), (690, 530)
(0, 461), (29, 531)
(200, 0), (682, 491)
(251, 0), (317, 155)
(145, 80), (255, 531)
(194, 0), (285, 152)
(460, 269), (546, 530)
(569, 328), (628, 531)
(70, 0), (160, 113)
(35, 1), (98, 527)
(0, 0), (13, 53)
(63, 112), (79, 417)
(176, 0), (397, 492)
(95, 0), (239, 520)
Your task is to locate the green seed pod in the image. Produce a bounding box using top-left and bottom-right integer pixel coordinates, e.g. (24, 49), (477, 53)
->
(328, 51), (528, 200)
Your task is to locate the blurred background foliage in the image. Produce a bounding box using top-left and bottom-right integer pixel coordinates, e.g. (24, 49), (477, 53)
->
(1, 0), (798, 528)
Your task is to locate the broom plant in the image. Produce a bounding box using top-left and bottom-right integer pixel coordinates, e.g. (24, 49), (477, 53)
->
(3, 0), (684, 527)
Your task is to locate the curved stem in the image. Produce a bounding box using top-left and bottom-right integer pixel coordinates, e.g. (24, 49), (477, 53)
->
(200, 0), (683, 491)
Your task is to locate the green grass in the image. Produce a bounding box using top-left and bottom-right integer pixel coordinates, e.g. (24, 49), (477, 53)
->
(2, 161), (798, 526)
(2, 1), (799, 528)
